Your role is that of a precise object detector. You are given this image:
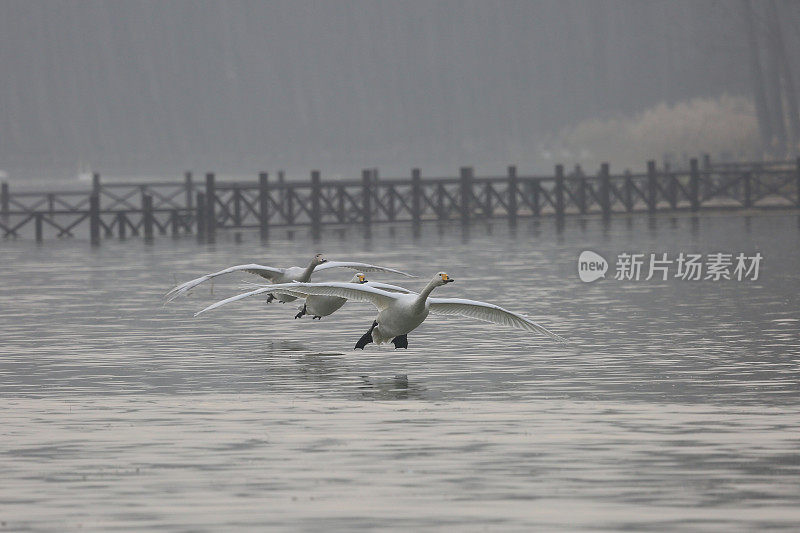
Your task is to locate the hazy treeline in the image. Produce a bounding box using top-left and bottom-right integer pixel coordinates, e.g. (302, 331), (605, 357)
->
(1, 0), (798, 179)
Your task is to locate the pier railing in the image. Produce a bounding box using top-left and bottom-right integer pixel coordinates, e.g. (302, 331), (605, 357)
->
(1, 157), (799, 244)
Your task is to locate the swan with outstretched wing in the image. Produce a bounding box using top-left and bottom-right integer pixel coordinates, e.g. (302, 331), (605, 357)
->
(236, 272), (566, 349)
(165, 253), (414, 304)
(194, 273), (413, 320)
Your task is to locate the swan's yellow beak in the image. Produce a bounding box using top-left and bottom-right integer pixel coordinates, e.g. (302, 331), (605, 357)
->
(442, 273), (454, 283)
(357, 274), (367, 283)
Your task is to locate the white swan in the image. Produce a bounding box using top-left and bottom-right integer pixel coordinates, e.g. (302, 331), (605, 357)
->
(244, 272), (567, 349)
(165, 253), (414, 304)
(294, 274), (413, 319)
(194, 273), (413, 319)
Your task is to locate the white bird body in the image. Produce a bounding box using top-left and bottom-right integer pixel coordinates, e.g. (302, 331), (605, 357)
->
(371, 293), (429, 344)
(300, 274), (388, 318)
(249, 272), (567, 348)
(304, 291), (348, 317)
(165, 254), (414, 304)
(194, 274), (413, 320)
(303, 278), (414, 319)
(260, 265), (311, 303)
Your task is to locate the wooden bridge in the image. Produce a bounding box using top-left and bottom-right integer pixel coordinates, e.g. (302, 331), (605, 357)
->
(1, 157), (799, 245)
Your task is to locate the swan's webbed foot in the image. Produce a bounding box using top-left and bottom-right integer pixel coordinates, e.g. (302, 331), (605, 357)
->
(313, 315), (322, 320)
(265, 293), (275, 304)
(294, 304), (307, 319)
(391, 334), (408, 349)
(355, 321), (378, 350)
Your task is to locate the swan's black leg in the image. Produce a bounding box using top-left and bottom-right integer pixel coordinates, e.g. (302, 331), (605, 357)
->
(294, 304), (307, 319)
(355, 321), (378, 350)
(265, 293), (275, 304)
(313, 315), (322, 320)
(391, 334), (408, 349)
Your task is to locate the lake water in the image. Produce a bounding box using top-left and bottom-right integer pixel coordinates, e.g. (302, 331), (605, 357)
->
(2, 212), (799, 531)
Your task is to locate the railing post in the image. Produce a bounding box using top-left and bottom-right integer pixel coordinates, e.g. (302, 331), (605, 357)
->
(436, 182), (445, 220)
(460, 167), (472, 224)
(117, 211), (127, 239)
(232, 183), (242, 227)
(531, 179), (541, 217)
(196, 192), (206, 239)
(795, 157), (800, 207)
(143, 195), (154, 241)
(702, 153), (712, 200)
(277, 170), (285, 209)
(624, 170), (633, 212)
(371, 169), (379, 217)
(205, 173), (216, 237)
(92, 173), (101, 198)
(577, 177), (587, 214)
(185, 171), (193, 211)
(90, 194), (100, 246)
(507, 165), (518, 225)
(743, 172), (752, 208)
(689, 158), (700, 211)
(647, 160), (657, 213)
(311, 170), (321, 236)
(666, 164), (677, 209)
(600, 163), (610, 217)
(336, 184), (345, 223)
(171, 209), (179, 236)
(1, 182), (9, 222)
(554, 165), (565, 217)
(137, 186), (148, 237)
(573, 165), (586, 215)
(362, 169), (372, 226)
(286, 184), (295, 225)
(92, 173), (102, 228)
(482, 182), (493, 218)
(411, 168), (422, 226)
(35, 213), (43, 242)
(387, 178), (396, 222)
(259, 172), (269, 240)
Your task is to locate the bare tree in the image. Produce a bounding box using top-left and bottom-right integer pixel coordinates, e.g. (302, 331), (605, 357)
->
(742, 0), (773, 156)
(767, 0), (800, 156)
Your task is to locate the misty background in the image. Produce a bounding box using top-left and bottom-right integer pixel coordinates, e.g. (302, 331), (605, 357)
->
(2, 0), (799, 181)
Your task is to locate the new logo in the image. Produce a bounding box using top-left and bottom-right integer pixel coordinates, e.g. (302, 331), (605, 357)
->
(578, 251), (608, 282)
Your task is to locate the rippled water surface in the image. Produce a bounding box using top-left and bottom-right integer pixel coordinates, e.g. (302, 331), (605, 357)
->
(2, 213), (800, 531)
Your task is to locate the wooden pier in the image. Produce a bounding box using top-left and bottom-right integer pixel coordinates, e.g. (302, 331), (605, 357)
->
(1, 158), (799, 245)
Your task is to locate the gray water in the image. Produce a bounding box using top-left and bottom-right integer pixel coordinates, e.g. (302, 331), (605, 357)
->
(2, 212), (799, 531)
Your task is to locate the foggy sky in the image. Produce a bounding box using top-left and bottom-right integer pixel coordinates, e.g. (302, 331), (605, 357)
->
(0, 0), (791, 179)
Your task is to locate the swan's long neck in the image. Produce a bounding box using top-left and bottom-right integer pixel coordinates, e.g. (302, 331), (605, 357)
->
(413, 280), (439, 313)
(299, 261), (317, 282)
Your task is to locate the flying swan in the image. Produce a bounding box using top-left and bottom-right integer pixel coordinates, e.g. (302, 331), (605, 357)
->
(243, 272), (567, 349)
(195, 273), (413, 320)
(165, 253), (414, 304)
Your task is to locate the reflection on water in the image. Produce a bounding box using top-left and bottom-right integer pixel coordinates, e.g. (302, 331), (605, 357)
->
(2, 212), (799, 530)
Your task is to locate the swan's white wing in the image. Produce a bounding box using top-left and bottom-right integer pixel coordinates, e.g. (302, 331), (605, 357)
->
(314, 261), (415, 277)
(428, 297), (567, 343)
(194, 287), (274, 316)
(258, 282), (400, 311)
(363, 281), (413, 294)
(165, 264), (284, 302)
(233, 280), (411, 297)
